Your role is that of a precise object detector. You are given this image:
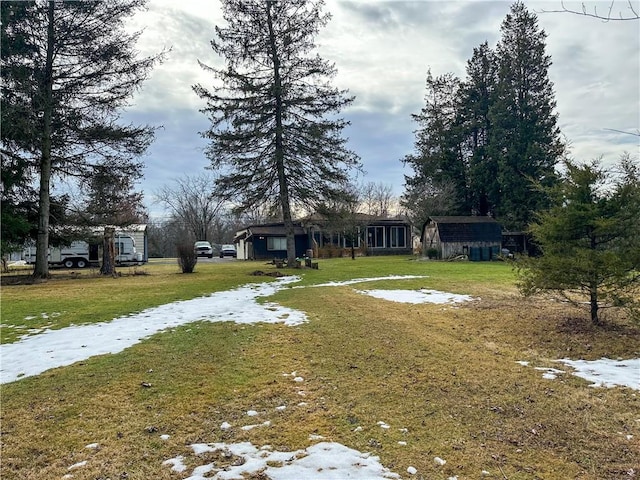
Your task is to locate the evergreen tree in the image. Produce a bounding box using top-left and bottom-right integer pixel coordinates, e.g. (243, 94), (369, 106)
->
(403, 3), (564, 230)
(402, 70), (469, 223)
(1, 0), (163, 278)
(78, 161), (147, 275)
(459, 42), (498, 216)
(194, 0), (360, 265)
(488, 1), (564, 231)
(518, 156), (640, 325)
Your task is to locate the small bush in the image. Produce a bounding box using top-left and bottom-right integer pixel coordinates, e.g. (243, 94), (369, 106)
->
(177, 243), (198, 273)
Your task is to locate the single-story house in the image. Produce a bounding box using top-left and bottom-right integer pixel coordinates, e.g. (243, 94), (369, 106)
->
(235, 222), (309, 260)
(304, 214), (413, 257)
(421, 216), (502, 260)
(234, 215), (413, 260)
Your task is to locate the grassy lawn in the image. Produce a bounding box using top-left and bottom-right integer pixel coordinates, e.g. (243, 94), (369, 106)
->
(1, 257), (638, 479)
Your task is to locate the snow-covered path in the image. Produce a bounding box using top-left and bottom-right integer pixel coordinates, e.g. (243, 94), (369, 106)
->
(0, 276), (306, 383)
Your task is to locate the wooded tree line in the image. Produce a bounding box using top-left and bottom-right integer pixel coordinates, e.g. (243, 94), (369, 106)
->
(402, 2), (564, 232)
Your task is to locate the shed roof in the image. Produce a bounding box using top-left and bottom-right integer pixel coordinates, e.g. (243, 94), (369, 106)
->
(426, 216), (501, 243)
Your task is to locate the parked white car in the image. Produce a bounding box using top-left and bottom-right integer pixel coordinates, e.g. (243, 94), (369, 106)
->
(219, 244), (237, 258)
(194, 241), (213, 258)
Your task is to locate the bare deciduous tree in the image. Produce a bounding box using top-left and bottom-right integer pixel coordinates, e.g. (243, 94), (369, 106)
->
(155, 173), (228, 242)
(359, 182), (396, 218)
(542, 1), (639, 21)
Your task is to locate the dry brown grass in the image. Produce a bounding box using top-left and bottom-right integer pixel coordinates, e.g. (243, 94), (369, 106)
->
(1, 260), (638, 479)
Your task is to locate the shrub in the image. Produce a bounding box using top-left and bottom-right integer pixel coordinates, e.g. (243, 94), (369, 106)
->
(177, 243), (198, 273)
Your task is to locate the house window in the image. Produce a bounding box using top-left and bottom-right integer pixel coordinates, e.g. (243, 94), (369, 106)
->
(331, 233), (342, 247)
(390, 226), (406, 248)
(367, 226), (385, 248)
(267, 237), (287, 251)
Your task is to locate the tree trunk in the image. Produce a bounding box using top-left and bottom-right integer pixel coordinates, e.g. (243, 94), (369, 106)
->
(589, 233), (600, 325)
(590, 283), (599, 325)
(266, 0), (296, 266)
(33, 1), (56, 279)
(100, 227), (117, 276)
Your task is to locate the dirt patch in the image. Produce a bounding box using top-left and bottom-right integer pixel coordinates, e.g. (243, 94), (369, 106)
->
(251, 270), (285, 278)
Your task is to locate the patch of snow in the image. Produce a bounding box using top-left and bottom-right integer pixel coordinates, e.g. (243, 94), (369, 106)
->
(276, 405), (287, 411)
(192, 463), (216, 476)
(164, 441), (401, 479)
(191, 443), (215, 455)
(67, 460), (87, 470)
(160, 434), (170, 440)
(305, 275), (428, 288)
(434, 456), (446, 466)
(356, 289), (475, 305)
(377, 421), (391, 429)
(535, 367), (565, 380)
(84, 443), (99, 449)
(407, 466), (418, 475)
(241, 420), (271, 431)
(558, 358), (640, 390)
(162, 455), (187, 473)
(516, 361), (529, 366)
(293, 376), (304, 382)
(247, 410), (259, 417)
(523, 358), (640, 389)
(220, 422), (232, 430)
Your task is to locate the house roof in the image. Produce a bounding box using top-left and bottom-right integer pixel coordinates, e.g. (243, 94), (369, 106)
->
(250, 225), (306, 236)
(425, 216), (502, 243)
(236, 224), (307, 241)
(237, 214), (411, 240)
(301, 213), (411, 227)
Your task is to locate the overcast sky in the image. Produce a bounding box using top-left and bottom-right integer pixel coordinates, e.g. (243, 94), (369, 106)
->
(121, 0), (640, 219)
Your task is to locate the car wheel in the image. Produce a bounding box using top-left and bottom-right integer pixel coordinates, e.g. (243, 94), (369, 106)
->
(208, 255), (213, 258)
(63, 259), (75, 268)
(76, 259), (88, 268)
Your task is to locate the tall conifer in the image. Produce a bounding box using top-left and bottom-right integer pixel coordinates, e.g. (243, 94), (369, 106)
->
(488, 1), (564, 230)
(194, 0), (359, 265)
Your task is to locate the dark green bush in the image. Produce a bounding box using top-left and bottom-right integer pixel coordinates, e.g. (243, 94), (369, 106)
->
(177, 243), (198, 273)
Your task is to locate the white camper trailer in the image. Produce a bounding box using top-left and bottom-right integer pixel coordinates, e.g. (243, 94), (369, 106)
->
(23, 234), (143, 269)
